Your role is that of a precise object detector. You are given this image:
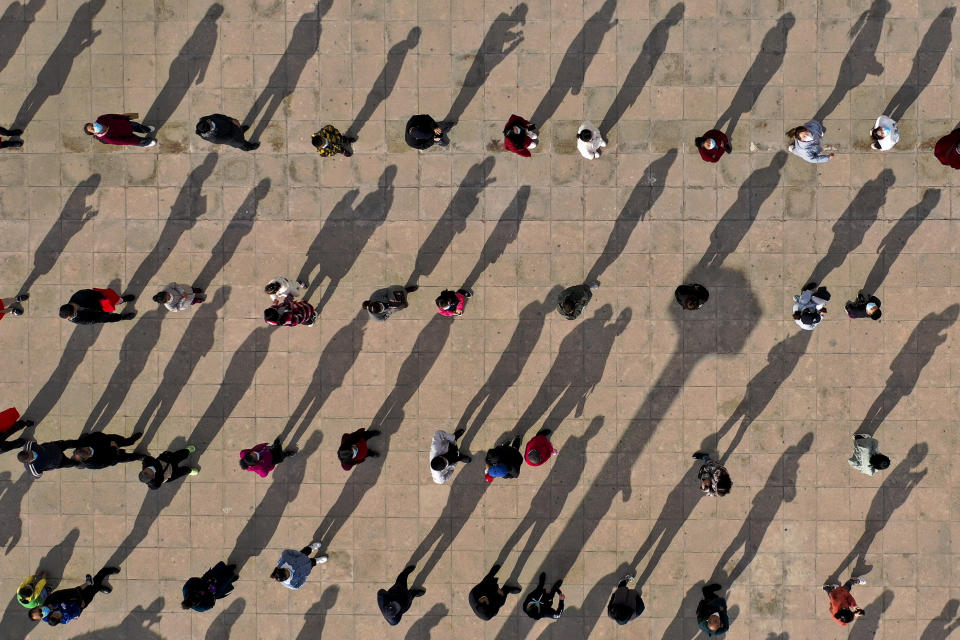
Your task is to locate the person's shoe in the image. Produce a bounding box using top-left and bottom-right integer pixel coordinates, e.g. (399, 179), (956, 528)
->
(405, 285), (418, 293)
(297, 280), (308, 288)
(241, 125), (250, 132)
(245, 142), (260, 151)
(15, 294), (28, 302)
(6, 129), (23, 136)
(411, 588), (426, 597)
(17, 419), (35, 428)
(143, 125), (156, 133)
(131, 432), (143, 440)
(342, 148), (353, 157)
(121, 294), (136, 302)
(99, 582), (113, 594)
(185, 445), (196, 453)
(589, 281), (601, 290)
(85, 574), (94, 586)
(366, 430), (381, 437)
(458, 289), (472, 298)
(316, 553), (329, 564)
(366, 451), (380, 458)
(692, 451), (709, 460)
(144, 139), (157, 147)
(528, 142), (537, 149)
(461, 455), (472, 463)
(6, 140), (23, 148)
(505, 584), (522, 594)
(189, 468), (200, 476)
(853, 433), (869, 440)
(823, 583), (840, 591)
(536, 429), (551, 437)
(453, 428), (465, 439)
(284, 449), (297, 457)
(309, 541), (323, 552)
(10, 307), (22, 316)
(854, 577), (866, 585)
(120, 312), (136, 320)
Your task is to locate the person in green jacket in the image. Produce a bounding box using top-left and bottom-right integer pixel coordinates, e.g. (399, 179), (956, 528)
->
(17, 571), (48, 608)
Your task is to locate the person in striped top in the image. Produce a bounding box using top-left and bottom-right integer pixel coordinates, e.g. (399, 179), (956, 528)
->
(264, 297), (316, 327)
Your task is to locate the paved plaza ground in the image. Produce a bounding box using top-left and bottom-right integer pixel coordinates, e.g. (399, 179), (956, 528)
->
(0, 0), (958, 638)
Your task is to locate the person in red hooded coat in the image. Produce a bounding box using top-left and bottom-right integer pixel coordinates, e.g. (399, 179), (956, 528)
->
(934, 129), (960, 169)
(503, 114), (538, 157)
(524, 429), (558, 467)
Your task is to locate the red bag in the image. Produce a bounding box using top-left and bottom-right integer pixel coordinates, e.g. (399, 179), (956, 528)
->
(0, 407), (21, 433)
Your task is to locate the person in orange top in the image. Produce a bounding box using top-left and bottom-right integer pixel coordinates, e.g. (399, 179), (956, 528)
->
(824, 576), (866, 625)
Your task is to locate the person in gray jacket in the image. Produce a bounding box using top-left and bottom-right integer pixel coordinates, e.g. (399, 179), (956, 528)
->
(607, 574), (644, 624)
(362, 285), (417, 321)
(870, 115), (899, 151)
(270, 542), (328, 589)
(848, 434), (889, 476)
(786, 120), (833, 163)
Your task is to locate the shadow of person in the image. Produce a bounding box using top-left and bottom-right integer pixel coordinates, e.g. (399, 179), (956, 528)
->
(295, 586), (339, 640)
(847, 590), (895, 640)
(0, 0), (45, 76)
(884, 7), (955, 122)
(920, 599), (960, 640)
(346, 27), (420, 139)
(64, 597), (165, 640)
(404, 603), (448, 639)
(205, 598), (246, 640)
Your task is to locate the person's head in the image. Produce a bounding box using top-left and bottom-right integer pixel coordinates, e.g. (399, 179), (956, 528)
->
(138, 466), (156, 484)
(527, 448), (541, 465)
(786, 126), (810, 141)
(18, 586), (34, 601)
(270, 567), (290, 582)
(873, 126), (887, 139)
(870, 453), (890, 470)
(264, 307), (281, 324)
(683, 296), (700, 310)
(16, 449), (36, 464)
(196, 119), (213, 137)
(337, 447), (355, 463)
(363, 300), (384, 315)
(265, 281), (281, 294)
(435, 292), (455, 310)
(865, 302), (879, 316)
(578, 129), (592, 142)
(28, 607), (43, 621)
(46, 611), (62, 625)
(700, 137), (716, 150)
(610, 602), (633, 624)
(152, 291), (171, 304)
(835, 608), (855, 624)
(181, 591), (202, 610)
(58, 303), (77, 319)
(512, 125), (523, 136)
(311, 134), (324, 149)
(243, 450), (260, 466)
(430, 455), (449, 471)
(72, 446), (93, 462)
(707, 612), (722, 630)
(716, 471), (732, 496)
(799, 308), (820, 326)
(561, 300), (576, 315)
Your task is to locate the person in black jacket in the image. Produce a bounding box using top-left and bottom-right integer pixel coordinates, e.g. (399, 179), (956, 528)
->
(17, 439), (82, 477)
(484, 436), (524, 483)
(59, 289), (135, 324)
(523, 572), (564, 620)
(377, 565), (425, 625)
(181, 562), (238, 612)
(845, 291), (882, 320)
(70, 431), (144, 469)
(0, 417), (33, 454)
(138, 445), (197, 489)
(469, 563), (521, 620)
(607, 574), (644, 625)
(675, 283), (710, 310)
(405, 114), (448, 149)
(196, 114), (259, 150)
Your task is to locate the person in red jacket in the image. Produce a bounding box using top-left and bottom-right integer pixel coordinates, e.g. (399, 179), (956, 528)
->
(84, 113), (156, 147)
(824, 577), (866, 625)
(503, 114), (538, 157)
(934, 129), (960, 169)
(435, 288), (471, 317)
(524, 429), (558, 467)
(338, 429), (381, 470)
(694, 130), (732, 162)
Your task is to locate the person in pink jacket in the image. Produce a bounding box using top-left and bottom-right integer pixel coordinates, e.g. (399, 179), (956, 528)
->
(239, 437), (296, 478)
(84, 113), (156, 147)
(435, 288), (472, 317)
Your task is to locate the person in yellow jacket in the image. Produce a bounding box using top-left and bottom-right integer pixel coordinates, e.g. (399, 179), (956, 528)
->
(18, 571), (48, 608)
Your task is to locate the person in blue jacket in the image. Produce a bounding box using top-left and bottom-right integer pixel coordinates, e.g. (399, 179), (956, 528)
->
(29, 567), (119, 626)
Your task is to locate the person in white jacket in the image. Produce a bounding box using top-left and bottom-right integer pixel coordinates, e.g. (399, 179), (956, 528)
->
(870, 115), (899, 150)
(265, 276), (306, 302)
(792, 282), (830, 330)
(577, 121), (606, 159)
(153, 283), (205, 311)
(429, 429), (471, 484)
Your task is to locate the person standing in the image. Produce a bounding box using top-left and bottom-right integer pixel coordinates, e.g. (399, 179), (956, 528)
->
(524, 429), (558, 467)
(675, 283), (710, 310)
(196, 114), (259, 151)
(607, 574), (644, 625)
(557, 282), (599, 320)
(845, 292), (881, 320)
(0, 293), (28, 317)
(270, 542), (328, 589)
(695, 130), (731, 162)
(138, 445), (198, 489)
(18, 439), (82, 477)
(577, 121), (606, 159)
(312, 125), (353, 157)
(793, 282), (830, 330)
(786, 120), (833, 163)
(870, 115), (899, 150)
(264, 297), (316, 327)
(265, 276), (306, 302)
(693, 452), (732, 497)
(182, 562), (239, 612)
(338, 428), (380, 470)
(378, 565), (425, 625)
(522, 572), (564, 620)
(824, 577), (866, 626)
(848, 434), (890, 476)
(435, 288), (471, 317)
(697, 583), (730, 636)
(469, 564), (521, 620)
(484, 436), (524, 482)
(503, 114), (538, 157)
(17, 571), (48, 609)
(29, 567), (119, 626)
(405, 114), (448, 149)
(153, 283), (205, 311)
(69, 431), (144, 469)
(429, 428), (471, 484)
(239, 437), (296, 478)
(84, 113), (156, 147)
(934, 128), (960, 169)
(0, 126), (24, 149)
(59, 288), (136, 324)
(362, 285), (417, 321)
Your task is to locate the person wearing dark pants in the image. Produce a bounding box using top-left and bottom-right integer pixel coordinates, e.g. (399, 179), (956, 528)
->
(239, 437), (296, 478)
(845, 292), (882, 320)
(270, 542), (328, 590)
(0, 126), (23, 149)
(469, 564), (520, 620)
(338, 428), (380, 470)
(378, 565), (425, 625)
(697, 583), (730, 636)
(824, 576), (866, 626)
(59, 288), (136, 324)
(607, 574), (644, 624)
(429, 429), (471, 484)
(182, 562), (238, 612)
(69, 431), (143, 469)
(84, 114), (156, 147)
(523, 572), (564, 620)
(138, 446), (198, 489)
(405, 114), (449, 149)
(196, 114), (259, 151)
(0, 415), (33, 454)
(557, 282), (599, 319)
(29, 567), (119, 626)
(484, 436), (524, 483)
(17, 439), (81, 477)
